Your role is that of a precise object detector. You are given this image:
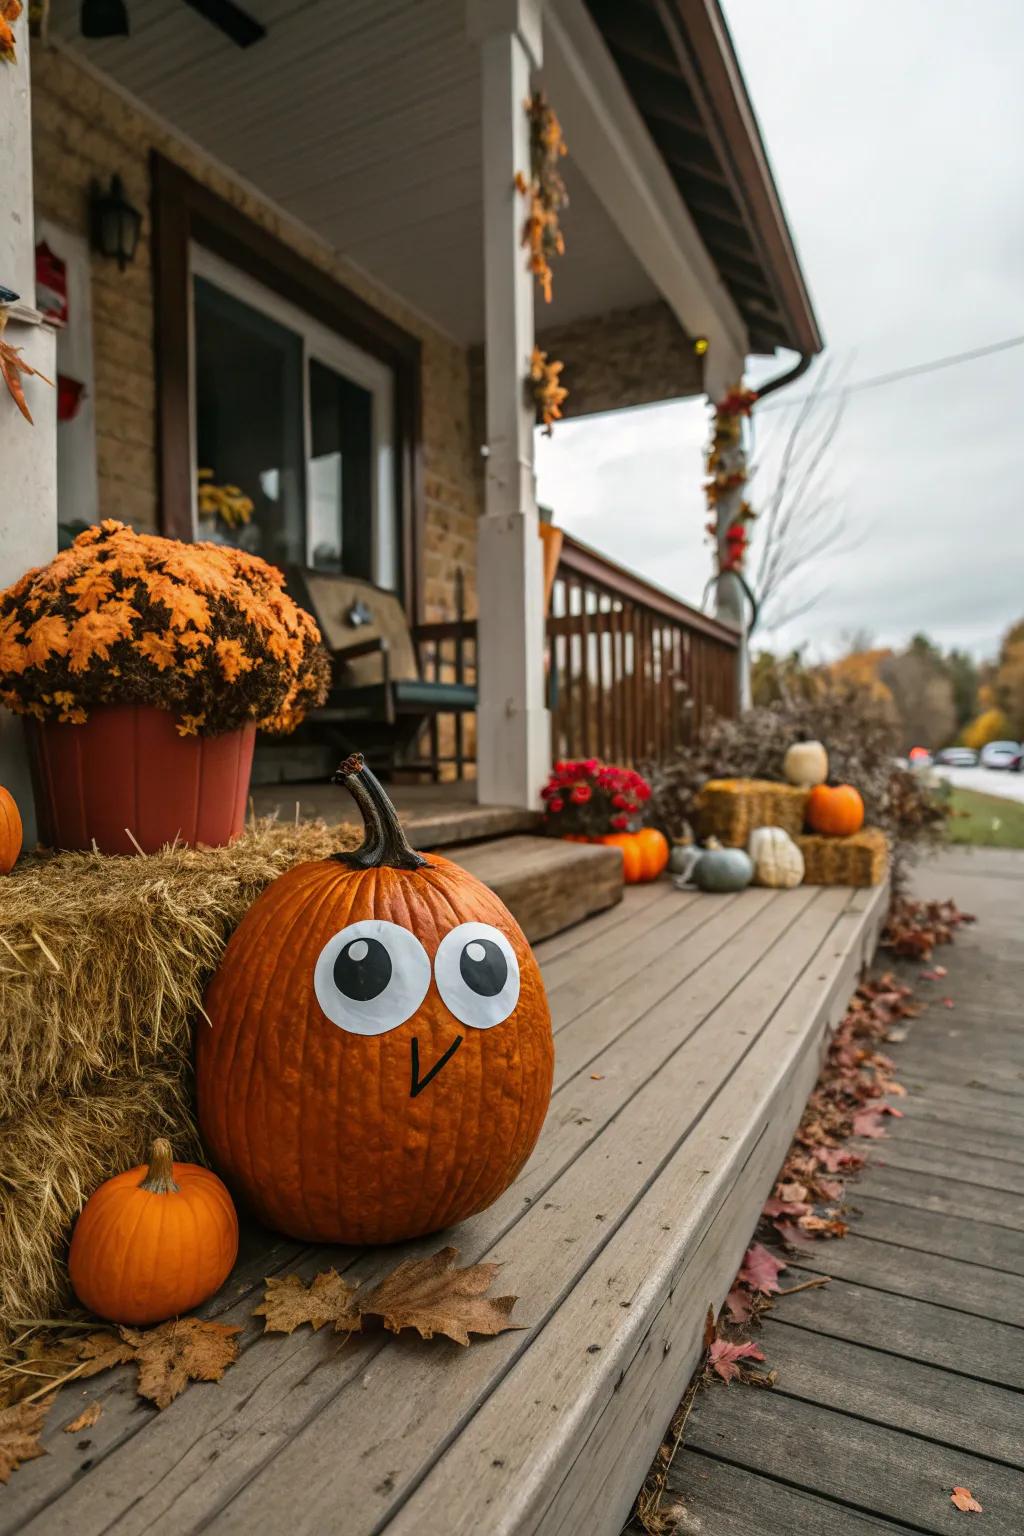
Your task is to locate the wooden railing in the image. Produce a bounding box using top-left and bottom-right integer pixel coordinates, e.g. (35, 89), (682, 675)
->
(547, 532), (739, 766)
(413, 535), (739, 780)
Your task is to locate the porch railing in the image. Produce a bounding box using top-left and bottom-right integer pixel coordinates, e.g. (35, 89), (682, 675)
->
(413, 531), (739, 781)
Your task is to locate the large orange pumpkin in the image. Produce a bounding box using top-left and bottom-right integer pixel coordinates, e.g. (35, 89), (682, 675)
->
(598, 827), (670, 883)
(0, 785), (22, 873)
(196, 755), (554, 1246)
(806, 784), (865, 837)
(68, 1139), (238, 1325)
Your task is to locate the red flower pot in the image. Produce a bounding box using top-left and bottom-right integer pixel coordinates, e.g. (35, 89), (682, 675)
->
(27, 705), (255, 855)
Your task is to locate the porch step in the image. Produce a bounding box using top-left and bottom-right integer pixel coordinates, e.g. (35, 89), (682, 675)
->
(445, 834), (624, 943)
(250, 780), (539, 850)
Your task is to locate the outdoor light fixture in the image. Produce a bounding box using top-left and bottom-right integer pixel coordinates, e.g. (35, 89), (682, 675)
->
(693, 336), (710, 357)
(81, 0), (130, 37)
(89, 175), (142, 271)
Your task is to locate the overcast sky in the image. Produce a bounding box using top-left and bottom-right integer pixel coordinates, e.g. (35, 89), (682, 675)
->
(535, 0), (1024, 663)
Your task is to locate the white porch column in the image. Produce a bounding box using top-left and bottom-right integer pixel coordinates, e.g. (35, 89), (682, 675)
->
(1, 17), (58, 840)
(468, 0), (550, 809)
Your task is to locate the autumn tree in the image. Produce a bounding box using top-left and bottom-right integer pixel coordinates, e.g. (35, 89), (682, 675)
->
(878, 635), (956, 753)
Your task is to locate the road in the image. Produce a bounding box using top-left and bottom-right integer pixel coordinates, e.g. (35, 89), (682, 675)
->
(932, 764), (1024, 803)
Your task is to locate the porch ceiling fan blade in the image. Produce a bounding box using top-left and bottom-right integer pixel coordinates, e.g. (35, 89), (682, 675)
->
(182, 0), (267, 48)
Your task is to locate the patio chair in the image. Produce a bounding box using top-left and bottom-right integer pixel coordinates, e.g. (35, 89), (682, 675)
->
(281, 567), (477, 778)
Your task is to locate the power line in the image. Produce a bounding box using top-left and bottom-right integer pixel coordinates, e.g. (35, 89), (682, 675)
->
(756, 333), (1024, 411)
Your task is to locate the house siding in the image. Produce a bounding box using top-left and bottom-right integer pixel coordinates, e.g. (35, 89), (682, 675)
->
(30, 46), (481, 625)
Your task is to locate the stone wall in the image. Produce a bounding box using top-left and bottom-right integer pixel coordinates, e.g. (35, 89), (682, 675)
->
(29, 46), (481, 624)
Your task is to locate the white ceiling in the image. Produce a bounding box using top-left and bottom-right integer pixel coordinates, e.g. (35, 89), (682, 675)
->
(51, 0), (658, 342)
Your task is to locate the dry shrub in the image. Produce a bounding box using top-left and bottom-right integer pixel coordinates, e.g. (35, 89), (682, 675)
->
(0, 817), (360, 1334)
(645, 679), (946, 885)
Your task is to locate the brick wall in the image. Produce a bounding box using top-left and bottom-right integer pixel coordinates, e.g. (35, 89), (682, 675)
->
(30, 46), (481, 624)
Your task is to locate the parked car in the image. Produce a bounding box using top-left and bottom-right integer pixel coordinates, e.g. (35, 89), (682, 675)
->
(935, 747), (979, 767)
(908, 746), (932, 767)
(979, 740), (1021, 770)
(1010, 750), (1024, 773)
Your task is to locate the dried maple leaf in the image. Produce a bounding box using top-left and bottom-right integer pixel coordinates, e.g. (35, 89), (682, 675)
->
(63, 1401), (102, 1434)
(851, 1109), (889, 1138)
(119, 1319), (242, 1410)
(737, 1242), (787, 1295)
(255, 1269), (361, 1335)
(950, 1486), (983, 1513)
(708, 1338), (765, 1384)
(0, 1397), (50, 1484)
(75, 1330), (136, 1377)
(723, 1287), (754, 1324)
(354, 1246), (521, 1346)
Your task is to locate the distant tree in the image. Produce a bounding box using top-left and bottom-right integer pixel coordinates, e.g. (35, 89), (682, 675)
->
(945, 649), (980, 733)
(878, 641), (956, 752)
(992, 619), (1024, 737)
(962, 707), (1013, 750)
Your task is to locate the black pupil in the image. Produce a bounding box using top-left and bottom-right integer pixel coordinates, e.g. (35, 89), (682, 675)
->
(334, 937), (392, 1002)
(460, 938), (507, 998)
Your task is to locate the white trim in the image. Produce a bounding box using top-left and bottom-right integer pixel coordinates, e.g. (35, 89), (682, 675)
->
(188, 243), (397, 587)
(544, 0), (748, 390)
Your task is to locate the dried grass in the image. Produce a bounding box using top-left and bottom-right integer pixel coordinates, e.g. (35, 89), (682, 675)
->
(0, 816), (360, 1336)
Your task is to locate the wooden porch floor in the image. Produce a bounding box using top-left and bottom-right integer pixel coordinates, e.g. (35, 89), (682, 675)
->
(3, 877), (888, 1536)
(659, 848), (1024, 1536)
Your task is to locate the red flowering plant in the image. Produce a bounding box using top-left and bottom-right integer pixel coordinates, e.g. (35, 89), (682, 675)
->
(541, 758), (652, 836)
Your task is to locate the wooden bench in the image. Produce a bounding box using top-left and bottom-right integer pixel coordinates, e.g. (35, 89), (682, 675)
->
(4, 880), (888, 1536)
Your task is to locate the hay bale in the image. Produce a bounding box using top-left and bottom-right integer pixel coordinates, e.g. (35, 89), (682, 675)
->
(0, 819), (359, 1119)
(0, 1068), (201, 1330)
(796, 827), (889, 887)
(695, 778), (810, 846)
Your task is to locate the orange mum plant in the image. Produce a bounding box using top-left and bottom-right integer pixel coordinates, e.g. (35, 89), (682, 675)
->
(0, 520), (330, 736)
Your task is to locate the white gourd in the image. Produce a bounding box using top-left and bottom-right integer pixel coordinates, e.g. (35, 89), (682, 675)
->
(784, 740), (828, 787)
(748, 826), (804, 889)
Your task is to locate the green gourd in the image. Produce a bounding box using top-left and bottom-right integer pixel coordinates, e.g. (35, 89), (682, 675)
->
(691, 844), (753, 893)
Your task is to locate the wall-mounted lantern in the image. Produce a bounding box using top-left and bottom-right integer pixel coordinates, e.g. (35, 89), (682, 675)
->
(89, 174), (142, 271)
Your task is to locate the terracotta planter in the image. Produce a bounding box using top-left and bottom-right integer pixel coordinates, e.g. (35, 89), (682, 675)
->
(27, 705), (255, 855)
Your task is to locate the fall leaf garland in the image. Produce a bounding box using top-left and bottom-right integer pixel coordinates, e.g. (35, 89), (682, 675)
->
(514, 93), (571, 432)
(0, 1), (22, 65)
(528, 346), (568, 436)
(0, 520), (330, 735)
(704, 385), (758, 574)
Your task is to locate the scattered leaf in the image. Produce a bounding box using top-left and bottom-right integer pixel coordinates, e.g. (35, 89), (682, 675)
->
(0, 1397), (51, 1483)
(590, 1073), (605, 1081)
(119, 1319), (242, 1410)
(355, 1247), (521, 1346)
(63, 1401), (102, 1433)
(737, 1242), (787, 1295)
(852, 1109), (889, 1138)
(724, 1287), (754, 1324)
(951, 1486), (983, 1513)
(75, 1330), (137, 1377)
(942, 997), (955, 1009)
(254, 1270), (360, 1335)
(708, 1338), (765, 1384)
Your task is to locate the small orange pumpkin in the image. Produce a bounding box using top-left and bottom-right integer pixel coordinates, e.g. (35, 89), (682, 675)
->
(0, 785), (22, 873)
(598, 827), (670, 883)
(806, 784), (865, 837)
(68, 1139), (238, 1325)
(196, 755), (554, 1246)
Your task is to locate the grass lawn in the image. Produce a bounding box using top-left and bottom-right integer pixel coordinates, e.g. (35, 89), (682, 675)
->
(944, 786), (1024, 848)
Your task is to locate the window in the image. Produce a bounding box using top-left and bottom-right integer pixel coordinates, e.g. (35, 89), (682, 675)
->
(190, 245), (398, 587)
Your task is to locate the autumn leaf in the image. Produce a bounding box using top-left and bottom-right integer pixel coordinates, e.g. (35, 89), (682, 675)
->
(118, 1318), (241, 1410)
(354, 1247), (522, 1346)
(708, 1338), (765, 1384)
(0, 1397), (51, 1484)
(723, 1287), (754, 1324)
(23, 614), (70, 665)
(255, 1270), (360, 1335)
(737, 1242), (787, 1295)
(75, 1330), (136, 1377)
(63, 1401), (102, 1434)
(950, 1486), (983, 1513)
(67, 609), (133, 672)
(851, 1109), (889, 1138)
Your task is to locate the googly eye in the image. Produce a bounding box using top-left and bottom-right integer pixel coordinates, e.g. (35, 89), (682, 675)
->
(433, 922), (520, 1029)
(313, 920), (431, 1036)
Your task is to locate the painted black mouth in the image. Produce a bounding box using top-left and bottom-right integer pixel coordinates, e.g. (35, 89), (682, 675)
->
(410, 1035), (463, 1098)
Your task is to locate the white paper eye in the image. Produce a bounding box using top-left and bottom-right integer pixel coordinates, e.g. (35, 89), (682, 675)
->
(313, 920), (431, 1036)
(433, 922), (520, 1030)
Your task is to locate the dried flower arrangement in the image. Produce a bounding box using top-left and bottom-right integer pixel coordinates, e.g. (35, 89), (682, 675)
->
(514, 91), (568, 304)
(541, 758), (652, 836)
(704, 385), (758, 572)
(528, 346), (568, 435)
(197, 469), (255, 530)
(0, 520), (330, 736)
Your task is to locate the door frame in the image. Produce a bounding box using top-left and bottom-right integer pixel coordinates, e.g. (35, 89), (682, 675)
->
(151, 153), (424, 619)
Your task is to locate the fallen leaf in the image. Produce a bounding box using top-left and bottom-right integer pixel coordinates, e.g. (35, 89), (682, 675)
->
(724, 1287), (754, 1324)
(0, 1397), (51, 1483)
(763, 1196), (812, 1218)
(942, 997), (955, 1009)
(119, 1319), (242, 1410)
(254, 1269), (360, 1335)
(737, 1242), (787, 1294)
(355, 1246), (521, 1346)
(852, 1109), (889, 1138)
(776, 1181), (809, 1203)
(950, 1486), (983, 1513)
(63, 1401), (102, 1434)
(703, 1305), (716, 1351)
(708, 1338), (765, 1384)
(590, 1073), (605, 1081)
(920, 966), (947, 980)
(75, 1330), (137, 1377)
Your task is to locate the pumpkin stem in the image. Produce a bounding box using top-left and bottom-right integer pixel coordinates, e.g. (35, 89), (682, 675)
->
(331, 753), (428, 871)
(138, 1138), (180, 1194)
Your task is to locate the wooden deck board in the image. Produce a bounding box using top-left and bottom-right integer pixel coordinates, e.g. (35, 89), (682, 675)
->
(673, 848), (1024, 1536)
(2, 879), (889, 1536)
